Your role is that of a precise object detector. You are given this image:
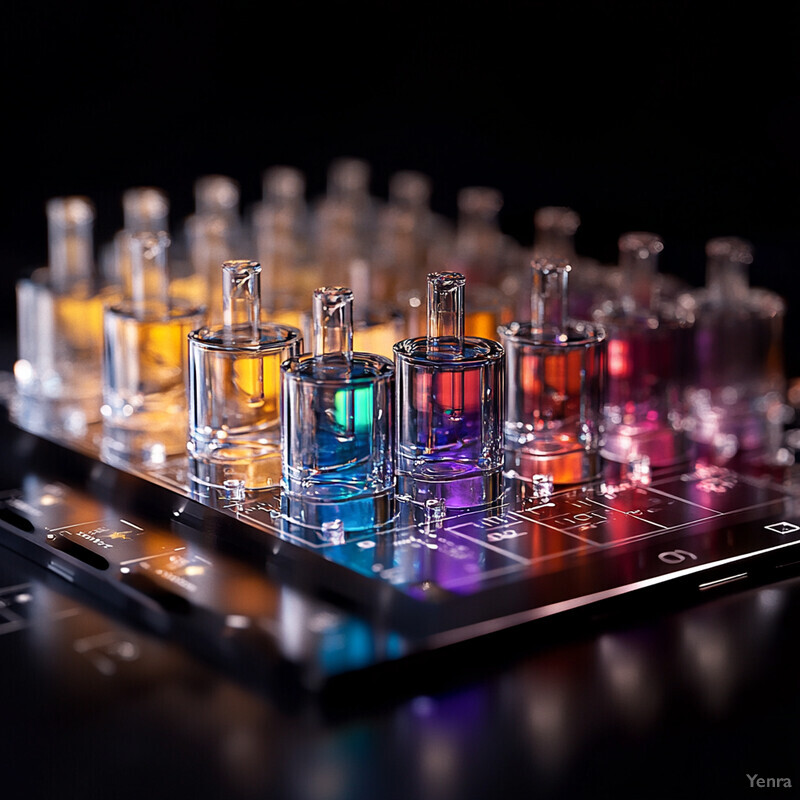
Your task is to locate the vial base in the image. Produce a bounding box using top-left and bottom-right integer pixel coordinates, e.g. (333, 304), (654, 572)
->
(188, 452), (282, 495)
(101, 406), (187, 468)
(503, 442), (601, 485)
(188, 435), (282, 463)
(396, 468), (502, 511)
(11, 392), (101, 441)
(281, 487), (396, 533)
(601, 423), (690, 468)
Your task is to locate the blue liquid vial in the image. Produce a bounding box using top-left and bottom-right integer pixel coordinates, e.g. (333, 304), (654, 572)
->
(281, 287), (395, 532)
(394, 272), (505, 510)
(188, 260), (302, 490)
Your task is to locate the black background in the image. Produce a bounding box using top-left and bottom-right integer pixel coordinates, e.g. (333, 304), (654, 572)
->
(2, 1), (799, 369)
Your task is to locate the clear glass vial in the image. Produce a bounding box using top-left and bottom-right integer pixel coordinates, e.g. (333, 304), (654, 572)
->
(593, 232), (694, 469)
(14, 196), (111, 438)
(679, 236), (785, 460)
(394, 272), (505, 510)
(188, 260), (302, 486)
(281, 287), (395, 531)
(500, 257), (607, 485)
(101, 231), (205, 467)
(252, 165), (314, 329)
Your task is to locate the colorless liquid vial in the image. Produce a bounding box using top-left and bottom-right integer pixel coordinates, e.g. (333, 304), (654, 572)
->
(188, 260), (302, 489)
(394, 272), (505, 510)
(680, 237), (786, 462)
(101, 232), (205, 467)
(14, 196), (115, 439)
(500, 257), (607, 485)
(281, 287), (395, 532)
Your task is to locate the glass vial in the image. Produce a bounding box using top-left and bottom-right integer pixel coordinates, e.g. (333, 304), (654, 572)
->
(101, 231), (205, 467)
(281, 287), (395, 531)
(253, 165), (314, 329)
(499, 257), (607, 485)
(188, 260), (302, 488)
(394, 272), (505, 510)
(680, 236), (786, 461)
(593, 232), (693, 469)
(14, 196), (110, 439)
(531, 206), (608, 321)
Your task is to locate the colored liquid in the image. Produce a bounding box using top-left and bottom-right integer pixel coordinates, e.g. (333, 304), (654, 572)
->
(102, 304), (205, 464)
(601, 314), (692, 466)
(501, 321), (606, 485)
(281, 355), (394, 501)
(394, 336), (504, 508)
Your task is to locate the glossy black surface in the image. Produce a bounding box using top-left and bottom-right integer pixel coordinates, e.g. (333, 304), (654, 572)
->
(0, 402), (800, 798)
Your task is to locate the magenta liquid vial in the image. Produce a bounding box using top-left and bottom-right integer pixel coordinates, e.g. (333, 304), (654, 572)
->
(593, 232), (693, 469)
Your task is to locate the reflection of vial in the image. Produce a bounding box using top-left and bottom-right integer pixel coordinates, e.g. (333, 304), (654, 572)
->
(500, 257), (606, 485)
(281, 287), (395, 531)
(14, 196), (112, 438)
(101, 232), (205, 467)
(394, 272), (505, 509)
(188, 261), (302, 484)
(593, 232), (693, 468)
(680, 237), (786, 460)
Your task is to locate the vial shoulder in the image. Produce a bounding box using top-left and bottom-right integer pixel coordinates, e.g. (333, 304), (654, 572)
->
(393, 335), (504, 365)
(499, 319), (606, 346)
(190, 322), (302, 350)
(282, 352), (395, 383)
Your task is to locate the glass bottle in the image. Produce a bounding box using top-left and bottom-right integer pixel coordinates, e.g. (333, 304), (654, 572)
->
(14, 196), (111, 439)
(252, 165), (314, 329)
(311, 157), (377, 285)
(101, 186), (170, 290)
(281, 287), (395, 532)
(187, 260), (302, 489)
(531, 205), (608, 321)
(593, 232), (694, 471)
(101, 231), (205, 467)
(372, 169), (435, 302)
(445, 186), (516, 338)
(175, 174), (245, 321)
(394, 272), (505, 510)
(500, 257), (607, 485)
(680, 236), (786, 462)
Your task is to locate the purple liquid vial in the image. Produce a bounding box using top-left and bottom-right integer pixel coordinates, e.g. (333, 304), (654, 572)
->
(394, 272), (505, 510)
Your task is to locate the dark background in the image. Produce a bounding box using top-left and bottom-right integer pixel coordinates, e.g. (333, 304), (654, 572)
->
(2, 1), (799, 369)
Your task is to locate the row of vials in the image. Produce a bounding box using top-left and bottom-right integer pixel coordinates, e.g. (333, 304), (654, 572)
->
(11, 181), (788, 533)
